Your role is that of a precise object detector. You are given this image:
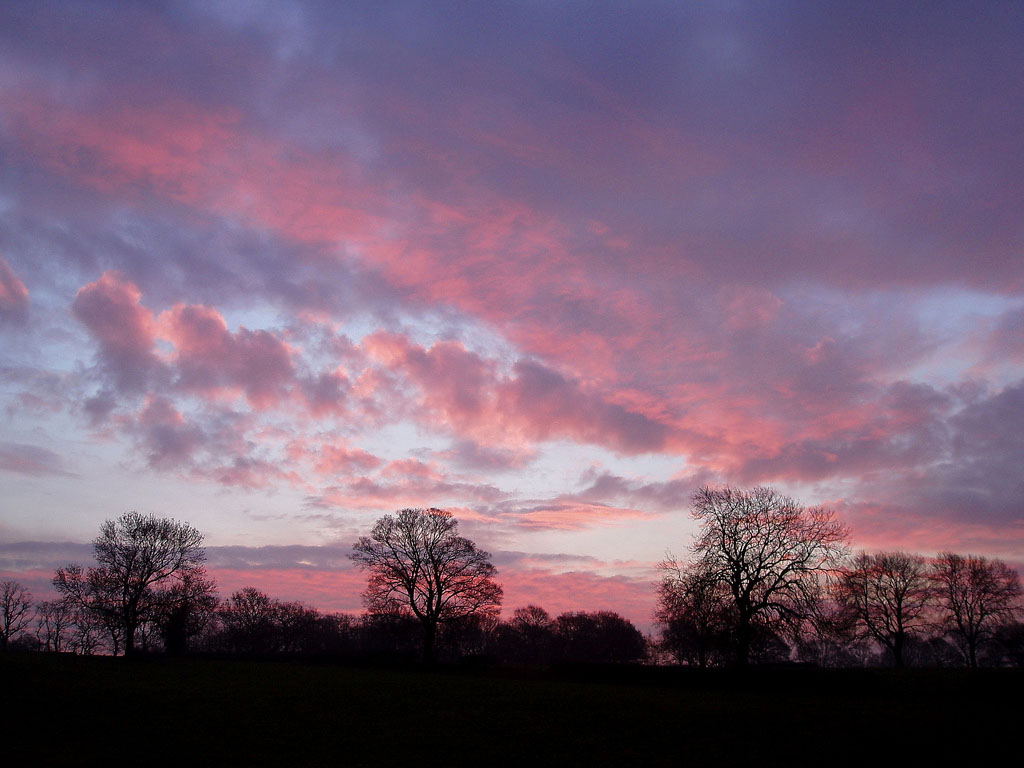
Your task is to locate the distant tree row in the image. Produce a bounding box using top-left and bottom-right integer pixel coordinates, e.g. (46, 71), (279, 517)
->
(4, 581), (644, 666)
(2, 495), (1021, 668)
(656, 486), (1023, 668)
(1, 509), (643, 665)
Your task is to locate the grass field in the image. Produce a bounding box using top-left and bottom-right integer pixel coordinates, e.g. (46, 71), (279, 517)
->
(3, 653), (1020, 766)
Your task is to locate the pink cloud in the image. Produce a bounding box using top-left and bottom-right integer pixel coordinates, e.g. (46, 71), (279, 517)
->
(205, 456), (295, 490)
(287, 439), (382, 478)
(435, 440), (537, 472)
(72, 271), (162, 394)
(313, 473), (506, 511)
(839, 499), (1024, 563)
(0, 256), (29, 322)
(722, 285), (783, 331)
(0, 442), (74, 477)
(5, 87), (381, 248)
(11, 85), (958, 491)
(298, 369), (350, 417)
(159, 303), (295, 409)
(379, 458), (443, 481)
(134, 395), (204, 469)
(504, 502), (655, 532)
(365, 331), (671, 455)
(978, 306), (1024, 366)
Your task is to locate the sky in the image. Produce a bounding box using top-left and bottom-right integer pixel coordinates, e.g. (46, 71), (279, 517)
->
(1, 1), (1022, 629)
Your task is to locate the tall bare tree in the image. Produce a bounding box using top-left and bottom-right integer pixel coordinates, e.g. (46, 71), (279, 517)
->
(54, 511), (209, 656)
(688, 486), (848, 666)
(351, 508), (502, 663)
(1, 581), (34, 650)
(931, 552), (1021, 668)
(837, 551), (932, 668)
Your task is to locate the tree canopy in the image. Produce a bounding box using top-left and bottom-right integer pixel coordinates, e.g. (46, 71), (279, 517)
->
(54, 511), (211, 655)
(688, 486), (849, 666)
(351, 507), (502, 662)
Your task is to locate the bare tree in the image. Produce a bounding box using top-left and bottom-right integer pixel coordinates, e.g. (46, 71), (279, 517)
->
(512, 605), (553, 632)
(215, 587), (280, 655)
(67, 603), (105, 655)
(656, 557), (732, 668)
(794, 596), (871, 668)
(154, 567), (218, 655)
(931, 552), (1021, 668)
(836, 551), (932, 668)
(54, 511), (209, 656)
(53, 564), (124, 654)
(35, 599), (75, 652)
(351, 508), (502, 663)
(1, 581), (35, 650)
(689, 486), (848, 666)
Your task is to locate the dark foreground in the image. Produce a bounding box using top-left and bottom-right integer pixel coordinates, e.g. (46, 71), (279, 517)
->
(4, 654), (1020, 767)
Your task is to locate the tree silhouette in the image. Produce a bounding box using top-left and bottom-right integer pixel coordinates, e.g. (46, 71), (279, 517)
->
(351, 508), (502, 663)
(1, 581), (34, 650)
(836, 551), (932, 668)
(54, 511), (209, 656)
(931, 552), (1021, 668)
(553, 610), (646, 664)
(688, 486), (848, 667)
(656, 558), (732, 667)
(35, 598), (75, 652)
(503, 605), (556, 664)
(154, 568), (218, 655)
(216, 587), (281, 655)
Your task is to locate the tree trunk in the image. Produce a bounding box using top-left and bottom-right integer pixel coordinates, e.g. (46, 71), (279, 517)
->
(124, 622), (137, 657)
(892, 633), (904, 668)
(735, 615), (751, 668)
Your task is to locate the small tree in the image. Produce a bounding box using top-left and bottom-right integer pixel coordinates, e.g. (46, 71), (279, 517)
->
(1, 581), (35, 650)
(836, 551), (932, 668)
(35, 599), (75, 653)
(688, 486), (848, 666)
(216, 587), (281, 655)
(68, 603), (105, 655)
(154, 568), (218, 655)
(931, 552), (1021, 668)
(508, 605), (556, 664)
(351, 508), (502, 663)
(656, 557), (732, 667)
(553, 610), (646, 664)
(54, 511), (210, 656)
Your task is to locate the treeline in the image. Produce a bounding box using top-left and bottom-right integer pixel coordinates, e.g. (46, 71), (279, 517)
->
(3, 581), (645, 665)
(656, 553), (1024, 669)
(2, 491), (1023, 668)
(654, 487), (1024, 669)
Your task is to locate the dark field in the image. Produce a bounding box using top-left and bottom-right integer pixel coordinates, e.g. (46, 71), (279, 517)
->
(4, 654), (1020, 767)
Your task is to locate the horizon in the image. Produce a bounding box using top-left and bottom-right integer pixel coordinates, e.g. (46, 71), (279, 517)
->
(2, 1), (1023, 630)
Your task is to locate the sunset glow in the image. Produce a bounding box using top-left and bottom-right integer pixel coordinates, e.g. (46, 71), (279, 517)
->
(2, 2), (1022, 628)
